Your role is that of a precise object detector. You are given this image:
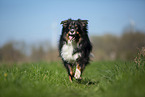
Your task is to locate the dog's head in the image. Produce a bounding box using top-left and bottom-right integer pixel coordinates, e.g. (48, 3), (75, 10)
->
(61, 19), (88, 42)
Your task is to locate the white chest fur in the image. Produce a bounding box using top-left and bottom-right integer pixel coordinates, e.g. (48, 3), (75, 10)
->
(61, 41), (81, 63)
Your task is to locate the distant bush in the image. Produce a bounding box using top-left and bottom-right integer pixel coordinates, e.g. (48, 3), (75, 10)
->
(91, 31), (145, 61)
(0, 31), (145, 63)
(134, 47), (145, 68)
(118, 31), (145, 60)
(0, 42), (24, 63)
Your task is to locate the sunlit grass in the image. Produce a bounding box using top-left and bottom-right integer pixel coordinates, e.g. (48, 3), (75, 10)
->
(0, 61), (145, 97)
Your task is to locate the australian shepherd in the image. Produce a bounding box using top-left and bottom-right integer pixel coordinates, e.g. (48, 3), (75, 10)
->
(59, 19), (92, 82)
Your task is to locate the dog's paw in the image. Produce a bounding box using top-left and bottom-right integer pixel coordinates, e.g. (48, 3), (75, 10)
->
(74, 68), (81, 79)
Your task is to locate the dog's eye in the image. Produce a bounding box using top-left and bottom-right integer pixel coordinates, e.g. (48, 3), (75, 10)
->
(63, 23), (67, 28)
(75, 25), (78, 29)
(69, 25), (71, 27)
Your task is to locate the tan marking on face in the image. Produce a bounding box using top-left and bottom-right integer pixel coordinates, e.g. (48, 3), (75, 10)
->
(65, 33), (70, 40)
(76, 32), (81, 37)
(68, 25), (71, 29)
(76, 31), (81, 44)
(75, 25), (78, 29)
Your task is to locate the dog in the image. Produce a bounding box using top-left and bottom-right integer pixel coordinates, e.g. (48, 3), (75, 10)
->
(59, 19), (92, 82)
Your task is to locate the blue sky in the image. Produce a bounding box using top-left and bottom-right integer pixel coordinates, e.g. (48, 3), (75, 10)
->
(0, 0), (145, 47)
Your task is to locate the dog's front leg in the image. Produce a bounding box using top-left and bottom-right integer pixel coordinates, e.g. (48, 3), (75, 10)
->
(72, 48), (81, 55)
(72, 43), (82, 55)
(74, 64), (82, 80)
(64, 62), (74, 82)
(74, 63), (86, 80)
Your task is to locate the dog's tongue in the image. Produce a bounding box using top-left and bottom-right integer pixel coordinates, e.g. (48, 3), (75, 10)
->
(69, 36), (73, 40)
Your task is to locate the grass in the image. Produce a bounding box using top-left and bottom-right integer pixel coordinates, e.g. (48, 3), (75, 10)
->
(0, 61), (145, 97)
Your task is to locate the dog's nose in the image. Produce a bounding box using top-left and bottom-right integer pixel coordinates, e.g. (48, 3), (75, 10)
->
(70, 29), (75, 33)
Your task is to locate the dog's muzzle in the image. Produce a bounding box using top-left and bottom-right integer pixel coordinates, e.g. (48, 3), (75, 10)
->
(68, 29), (76, 40)
(69, 29), (76, 35)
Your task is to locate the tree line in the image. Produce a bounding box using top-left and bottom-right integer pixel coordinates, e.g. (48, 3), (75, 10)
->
(0, 30), (145, 63)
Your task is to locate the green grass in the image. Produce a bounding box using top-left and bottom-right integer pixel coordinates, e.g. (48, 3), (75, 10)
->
(0, 61), (145, 97)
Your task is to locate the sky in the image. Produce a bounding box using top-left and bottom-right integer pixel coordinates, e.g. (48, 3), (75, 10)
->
(0, 0), (145, 47)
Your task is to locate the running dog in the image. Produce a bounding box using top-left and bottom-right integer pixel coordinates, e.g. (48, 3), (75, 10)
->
(59, 19), (92, 82)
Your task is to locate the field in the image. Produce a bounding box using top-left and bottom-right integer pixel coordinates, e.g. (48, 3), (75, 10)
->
(0, 61), (145, 97)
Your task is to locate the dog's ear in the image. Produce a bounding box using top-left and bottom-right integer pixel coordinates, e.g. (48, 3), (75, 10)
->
(78, 19), (88, 27)
(60, 19), (72, 28)
(60, 20), (68, 28)
(81, 20), (88, 27)
(60, 20), (67, 25)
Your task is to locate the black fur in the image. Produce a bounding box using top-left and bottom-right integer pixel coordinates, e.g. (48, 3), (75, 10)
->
(59, 19), (92, 81)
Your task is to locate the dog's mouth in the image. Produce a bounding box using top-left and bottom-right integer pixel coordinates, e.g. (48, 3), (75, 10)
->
(67, 30), (80, 41)
(68, 31), (77, 41)
(68, 35), (75, 40)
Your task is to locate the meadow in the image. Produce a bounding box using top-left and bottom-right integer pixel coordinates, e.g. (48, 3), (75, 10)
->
(0, 61), (145, 97)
